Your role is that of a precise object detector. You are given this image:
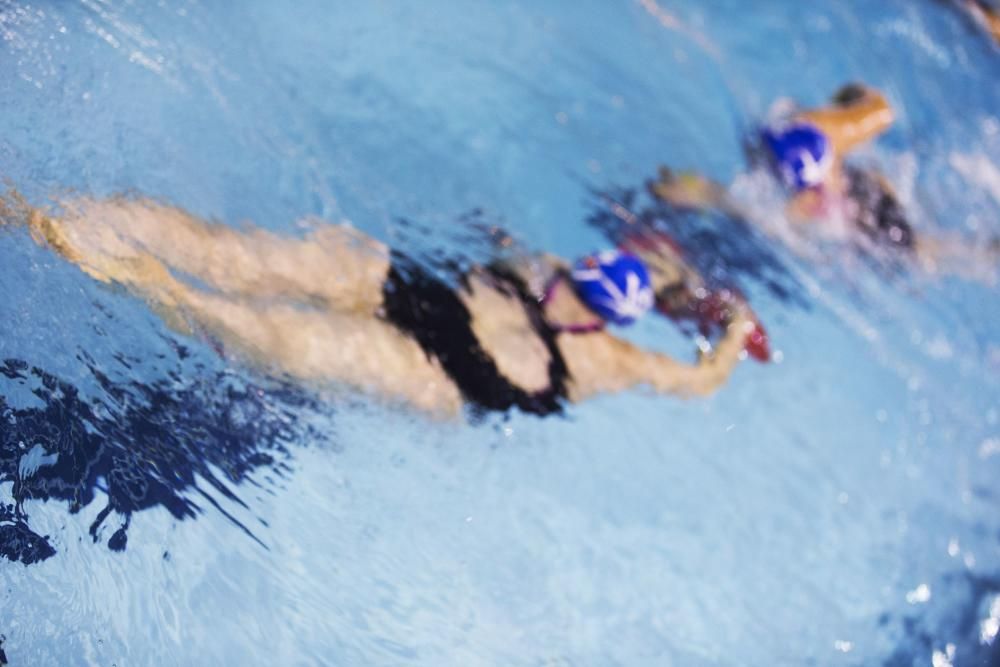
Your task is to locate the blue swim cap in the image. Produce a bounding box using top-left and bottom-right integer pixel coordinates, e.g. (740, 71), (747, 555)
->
(761, 122), (832, 191)
(571, 250), (654, 326)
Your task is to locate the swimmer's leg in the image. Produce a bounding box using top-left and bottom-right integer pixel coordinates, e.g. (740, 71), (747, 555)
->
(4, 190), (461, 414)
(0, 191), (134, 285)
(4, 191), (389, 313)
(915, 234), (999, 285)
(54, 197), (391, 315)
(27, 229), (464, 416)
(163, 280), (464, 417)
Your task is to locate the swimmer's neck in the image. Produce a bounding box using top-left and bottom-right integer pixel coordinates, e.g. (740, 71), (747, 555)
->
(542, 275), (604, 332)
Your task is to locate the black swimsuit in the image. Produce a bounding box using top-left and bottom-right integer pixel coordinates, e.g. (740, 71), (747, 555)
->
(381, 253), (569, 416)
(844, 166), (914, 251)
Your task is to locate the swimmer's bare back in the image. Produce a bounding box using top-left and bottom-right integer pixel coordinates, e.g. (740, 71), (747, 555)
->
(1, 192), (751, 417)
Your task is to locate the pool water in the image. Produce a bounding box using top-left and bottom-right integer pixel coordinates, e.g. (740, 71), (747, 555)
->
(1, 1), (999, 665)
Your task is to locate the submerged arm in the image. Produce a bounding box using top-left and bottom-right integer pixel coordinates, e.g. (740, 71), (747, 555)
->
(495, 245), (752, 399)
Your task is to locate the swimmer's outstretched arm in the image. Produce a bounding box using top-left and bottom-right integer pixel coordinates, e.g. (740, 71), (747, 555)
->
(797, 86), (894, 157)
(560, 310), (752, 401)
(495, 251), (750, 398)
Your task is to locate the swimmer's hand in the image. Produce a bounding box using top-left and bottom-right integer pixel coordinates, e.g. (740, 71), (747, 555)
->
(649, 166), (725, 211)
(695, 293), (772, 364)
(661, 304), (757, 397)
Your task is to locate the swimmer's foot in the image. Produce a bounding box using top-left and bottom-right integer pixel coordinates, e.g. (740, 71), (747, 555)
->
(107, 253), (188, 308)
(0, 191), (125, 286)
(0, 187), (33, 228)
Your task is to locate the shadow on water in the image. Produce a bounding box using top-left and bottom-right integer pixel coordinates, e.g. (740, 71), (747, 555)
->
(0, 351), (325, 566)
(586, 184), (811, 311)
(881, 571), (1000, 667)
(393, 190), (810, 316)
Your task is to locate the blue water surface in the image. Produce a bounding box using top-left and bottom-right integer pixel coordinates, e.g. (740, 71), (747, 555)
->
(1, 1), (999, 665)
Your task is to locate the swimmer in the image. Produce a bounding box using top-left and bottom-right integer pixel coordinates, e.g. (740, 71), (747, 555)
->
(947, 0), (1000, 45)
(0, 191), (757, 418)
(652, 83), (896, 239)
(650, 83), (999, 284)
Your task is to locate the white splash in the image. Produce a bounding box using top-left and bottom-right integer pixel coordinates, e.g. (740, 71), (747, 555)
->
(17, 442), (59, 479)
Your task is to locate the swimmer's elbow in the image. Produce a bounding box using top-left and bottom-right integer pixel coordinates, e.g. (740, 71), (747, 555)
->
(646, 354), (732, 399)
(681, 318), (751, 396)
(684, 358), (736, 398)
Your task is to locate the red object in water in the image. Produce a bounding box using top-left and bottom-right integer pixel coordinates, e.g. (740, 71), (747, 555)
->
(656, 289), (772, 364)
(696, 293), (772, 364)
(743, 319), (771, 363)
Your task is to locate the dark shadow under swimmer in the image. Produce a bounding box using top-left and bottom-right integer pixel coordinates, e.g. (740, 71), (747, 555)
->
(0, 357), (322, 565)
(842, 164), (913, 250)
(587, 184), (810, 310)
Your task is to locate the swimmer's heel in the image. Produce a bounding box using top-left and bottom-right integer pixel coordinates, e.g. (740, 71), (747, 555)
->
(0, 191), (99, 277)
